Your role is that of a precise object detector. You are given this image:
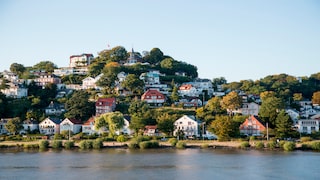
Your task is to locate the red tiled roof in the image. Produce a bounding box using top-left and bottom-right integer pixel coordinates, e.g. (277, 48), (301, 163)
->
(95, 98), (116, 106)
(83, 117), (95, 125)
(141, 89), (165, 100)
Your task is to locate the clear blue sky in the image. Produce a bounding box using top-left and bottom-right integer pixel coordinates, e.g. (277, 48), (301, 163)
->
(1, 0), (319, 82)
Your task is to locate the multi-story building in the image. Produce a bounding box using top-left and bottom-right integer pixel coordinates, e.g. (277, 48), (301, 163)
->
(69, 53), (94, 68)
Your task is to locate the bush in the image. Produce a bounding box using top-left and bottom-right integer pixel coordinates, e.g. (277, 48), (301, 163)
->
(117, 135), (127, 142)
(39, 140), (49, 149)
(301, 137), (312, 143)
(200, 144), (209, 149)
(64, 141), (74, 149)
(311, 142), (320, 151)
(266, 141), (276, 149)
(168, 138), (178, 146)
(283, 142), (296, 151)
(53, 133), (63, 140)
(51, 140), (63, 149)
(79, 140), (93, 149)
(93, 139), (103, 149)
(255, 142), (264, 150)
(176, 141), (186, 149)
(23, 143), (39, 149)
(240, 142), (250, 149)
(249, 136), (256, 141)
(128, 139), (139, 149)
(278, 141), (286, 149)
(301, 143), (311, 150)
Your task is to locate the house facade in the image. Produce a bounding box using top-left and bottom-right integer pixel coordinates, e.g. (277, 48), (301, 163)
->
(141, 89), (166, 106)
(1, 83), (28, 98)
(144, 125), (160, 136)
(297, 119), (320, 134)
(95, 97), (116, 116)
(82, 117), (97, 135)
(234, 102), (260, 116)
(60, 118), (82, 134)
(69, 53), (94, 68)
(173, 115), (202, 138)
(239, 115), (266, 136)
(34, 74), (61, 87)
(39, 118), (61, 135)
(82, 73), (103, 90)
(45, 101), (66, 116)
(21, 119), (39, 133)
(0, 119), (9, 134)
(116, 116), (133, 135)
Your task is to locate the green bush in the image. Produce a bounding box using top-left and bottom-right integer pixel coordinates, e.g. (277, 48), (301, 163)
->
(128, 139), (139, 149)
(283, 142), (296, 151)
(249, 136), (256, 141)
(64, 141), (74, 149)
(278, 141), (286, 149)
(266, 141), (276, 149)
(51, 140), (63, 149)
(311, 142), (320, 151)
(53, 133), (63, 140)
(301, 137), (312, 143)
(200, 144), (209, 149)
(168, 138), (178, 146)
(176, 141), (186, 149)
(79, 140), (93, 149)
(255, 142), (264, 149)
(301, 143), (311, 150)
(93, 139), (103, 149)
(117, 135), (127, 142)
(39, 140), (49, 149)
(240, 142), (250, 149)
(23, 143), (39, 149)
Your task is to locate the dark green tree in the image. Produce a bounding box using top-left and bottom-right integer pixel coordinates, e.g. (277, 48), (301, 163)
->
(94, 111), (125, 137)
(10, 63), (26, 77)
(32, 61), (57, 73)
(121, 74), (144, 96)
(209, 115), (239, 141)
(64, 90), (95, 121)
(156, 113), (177, 136)
(259, 96), (284, 128)
(5, 117), (22, 135)
(144, 48), (164, 65)
(275, 110), (293, 138)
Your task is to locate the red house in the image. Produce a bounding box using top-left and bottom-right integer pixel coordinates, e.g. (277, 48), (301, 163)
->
(239, 115), (266, 136)
(141, 89), (166, 107)
(95, 98), (116, 116)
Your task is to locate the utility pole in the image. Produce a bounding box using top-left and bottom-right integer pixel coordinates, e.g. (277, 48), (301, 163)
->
(266, 122), (269, 141)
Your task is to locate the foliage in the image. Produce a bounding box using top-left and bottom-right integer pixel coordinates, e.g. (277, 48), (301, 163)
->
(79, 140), (93, 149)
(94, 112), (125, 137)
(311, 142), (320, 151)
(51, 140), (63, 149)
(196, 96), (225, 124)
(221, 91), (242, 115)
(156, 113), (177, 136)
(64, 90), (95, 121)
(116, 135), (127, 142)
(209, 115), (239, 141)
(32, 61), (57, 73)
(61, 74), (86, 84)
(143, 48), (164, 65)
(92, 138), (103, 149)
(255, 141), (265, 149)
(121, 74), (144, 96)
(168, 138), (178, 146)
(139, 140), (159, 149)
(266, 141), (276, 149)
(200, 144), (209, 149)
(5, 117), (22, 135)
(283, 142), (295, 151)
(64, 141), (75, 149)
(275, 110), (293, 138)
(259, 95), (284, 128)
(39, 140), (49, 149)
(23, 143), (39, 149)
(240, 142), (250, 149)
(10, 63), (26, 77)
(175, 141), (186, 149)
(312, 91), (320, 105)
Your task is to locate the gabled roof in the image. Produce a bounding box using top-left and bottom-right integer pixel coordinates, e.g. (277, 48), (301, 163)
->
(239, 115), (266, 130)
(83, 117), (95, 126)
(141, 89), (165, 100)
(41, 117), (61, 124)
(179, 84), (193, 90)
(63, 118), (82, 124)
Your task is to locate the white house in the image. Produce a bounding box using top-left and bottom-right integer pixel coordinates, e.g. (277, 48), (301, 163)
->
(140, 70), (161, 85)
(178, 84), (199, 97)
(21, 119), (39, 134)
(116, 115), (133, 135)
(0, 119), (9, 134)
(82, 73), (103, 90)
(60, 118), (82, 134)
(297, 119), (320, 134)
(1, 83), (28, 98)
(286, 109), (300, 125)
(82, 117), (97, 135)
(39, 118), (61, 135)
(173, 115), (203, 138)
(233, 102), (260, 116)
(69, 53), (94, 68)
(141, 89), (166, 106)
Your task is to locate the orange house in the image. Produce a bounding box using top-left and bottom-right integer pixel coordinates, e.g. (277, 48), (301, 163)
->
(239, 115), (266, 136)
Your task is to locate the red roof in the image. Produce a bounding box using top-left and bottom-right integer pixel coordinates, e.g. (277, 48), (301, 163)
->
(95, 98), (116, 107)
(179, 84), (192, 90)
(141, 89), (165, 100)
(67, 118), (82, 124)
(83, 117), (95, 125)
(239, 115), (266, 131)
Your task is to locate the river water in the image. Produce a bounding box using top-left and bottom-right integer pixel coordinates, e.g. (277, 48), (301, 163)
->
(0, 148), (319, 180)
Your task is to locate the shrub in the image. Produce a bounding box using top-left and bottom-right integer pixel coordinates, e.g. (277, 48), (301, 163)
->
(311, 142), (320, 151)
(79, 140), (93, 149)
(278, 141), (286, 149)
(117, 135), (127, 142)
(249, 136), (256, 141)
(93, 139), (103, 149)
(266, 141), (276, 149)
(255, 142), (264, 150)
(23, 143), (39, 149)
(64, 141), (74, 149)
(128, 139), (139, 149)
(240, 142), (250, 149)
(200, 144), (209, 149)
(283, 142), (296, 151)
(301, 144), (310, 150)
(51, 140), (63, 149)
(39, 140), (49, 149)
(301, 137), (312, 143)
(53, 133), (63, 140)
(168, 138), (178, 146)
(176, 141), (186, 149)
(139, 141), (152, 149)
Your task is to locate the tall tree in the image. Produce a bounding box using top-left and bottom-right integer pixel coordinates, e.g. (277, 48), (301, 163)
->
(312, 91), (320, 105)
(33, 61), (57, 73)
(10, 63), (26, 77)
(221, 91), (242, 115)
(259, 96), (284, 128)
(64, 90), (95, 121)
(209, 115), (239, 141)
(170, 85), (179, 103)
(5, 117), (22, 135)
(156, 113), (177, 136)
(144, 48), (164, 65)
(94, 112), (125, 137)
(275, 110), (293, 138)
(121, 74), (144, 96)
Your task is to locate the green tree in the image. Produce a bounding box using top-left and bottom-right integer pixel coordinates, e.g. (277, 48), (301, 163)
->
(33, 61), (57, 73)
(144, 48), (164, 65)
(121, 74), (144, 96)
(170, 85), (179, 103)
(312, 91), (320, 105)
(5, 117), (22, 135)
(221, 91), (242, 115)
(0, 93), (7, 118)
(10, 63), (26, 77)
(275, 110), (293, 138)
(0, 78), (9, 90)
(209, 115), (239, 141)
(259, 96), (284, 128)
(156, 113), (177, 136)
(96, 63), (120, 94)
(196, 96), (225, 124)
(293, 93), (303, 101)
(109, 46), (128, 62)
(95, 112), (125, 137)
(64, 90), (95, 121)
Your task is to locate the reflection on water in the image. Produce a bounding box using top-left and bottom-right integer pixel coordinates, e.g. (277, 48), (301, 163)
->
(0, 148), (319, 180)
